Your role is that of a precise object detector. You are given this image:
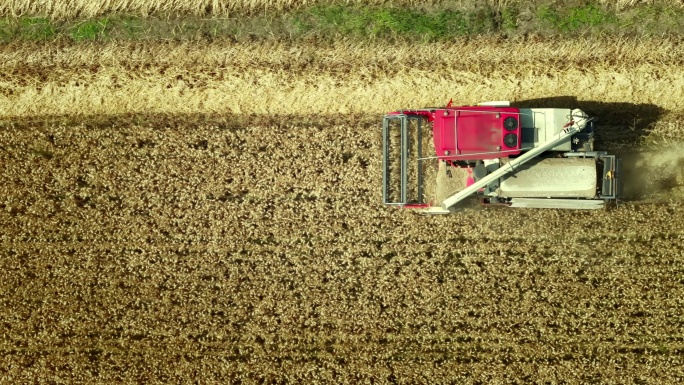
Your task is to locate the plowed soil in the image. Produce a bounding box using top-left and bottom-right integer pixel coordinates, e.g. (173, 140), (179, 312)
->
(2, 38), (684, 383)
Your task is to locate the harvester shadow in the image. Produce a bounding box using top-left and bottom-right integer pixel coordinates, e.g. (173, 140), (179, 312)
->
(515, 96), (662, 152)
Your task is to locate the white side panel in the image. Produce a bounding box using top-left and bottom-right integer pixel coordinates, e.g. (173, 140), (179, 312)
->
(510, 198), (604, 209)
(519, 108), (572, 151)
(499, 158), (597, 198)
(478, 101), (510, 107)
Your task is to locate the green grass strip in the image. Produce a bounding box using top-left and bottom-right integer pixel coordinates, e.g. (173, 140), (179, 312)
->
(0, 3), (682, 43)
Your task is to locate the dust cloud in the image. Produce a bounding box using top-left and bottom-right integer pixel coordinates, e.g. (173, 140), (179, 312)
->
(620, 144), (684, 200)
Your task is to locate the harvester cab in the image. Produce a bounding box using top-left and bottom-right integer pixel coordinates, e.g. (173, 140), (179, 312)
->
(382, 102), (621, 213)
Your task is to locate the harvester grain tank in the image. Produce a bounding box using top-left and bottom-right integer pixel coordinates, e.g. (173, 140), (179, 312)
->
(382, 102), (620, 213)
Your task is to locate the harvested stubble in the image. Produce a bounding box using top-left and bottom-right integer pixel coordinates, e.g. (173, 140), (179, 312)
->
(434, 160), (470, 204)
(2, 34), (684, 382)
(1, 114), (684, 382)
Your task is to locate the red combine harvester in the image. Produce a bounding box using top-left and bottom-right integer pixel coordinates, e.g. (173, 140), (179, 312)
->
(382, 101), (620, 213)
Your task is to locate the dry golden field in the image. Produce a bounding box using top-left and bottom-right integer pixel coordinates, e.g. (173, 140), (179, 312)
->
(2, 36), (684, 382)
(1, 38), (683, 118)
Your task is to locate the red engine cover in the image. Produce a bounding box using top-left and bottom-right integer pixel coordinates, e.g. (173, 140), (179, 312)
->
(433, 106), (521, 160)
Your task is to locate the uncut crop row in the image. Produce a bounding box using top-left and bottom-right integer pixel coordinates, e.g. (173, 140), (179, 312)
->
(1, 38), (683, 132)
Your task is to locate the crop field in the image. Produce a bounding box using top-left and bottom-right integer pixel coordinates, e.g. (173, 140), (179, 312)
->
(2, 2), (684, 382)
